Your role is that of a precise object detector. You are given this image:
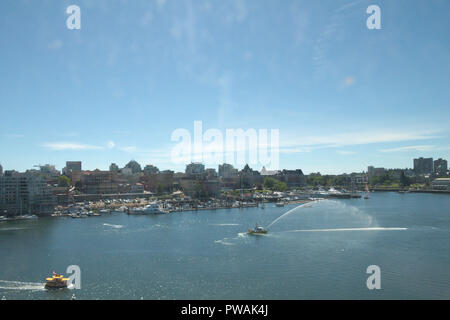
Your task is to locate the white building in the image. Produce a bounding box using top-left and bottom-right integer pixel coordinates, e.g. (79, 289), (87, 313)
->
(432, 178), (450, 190)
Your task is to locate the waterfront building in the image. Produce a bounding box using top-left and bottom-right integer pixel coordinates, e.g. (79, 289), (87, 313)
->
(131, 183), (144, 193)
(431, 178), (450, 190)
(139, 170), (174, 193)
(434, 158), (448, 176)
(239, 164), (263, 188)
(52, 186), (72, 206)
(218, 164), (238, 178)
(179, 176), (220, 199)
(276, 169), (306, 188)
(0, 172), (56, 216)
(80, 170), (118, 194)
(350, 174), (369, 189)
(414, 158), (434, 175)
(220, 176), (241, 190)
(186, 163), (205, 176)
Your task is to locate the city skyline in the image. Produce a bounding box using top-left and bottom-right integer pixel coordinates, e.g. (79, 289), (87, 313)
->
(0, 155), (447, 176)
(1, 0), (449, 174)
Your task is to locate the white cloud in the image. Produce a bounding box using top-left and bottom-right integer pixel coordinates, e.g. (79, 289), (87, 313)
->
(378, 145), (449, 153)
(107, 141), (116, 149)
(43, 142), (103, 151)
(337, 150), (355, 155)
(281, 129), (440, 150)
(119, 146), (139, 153)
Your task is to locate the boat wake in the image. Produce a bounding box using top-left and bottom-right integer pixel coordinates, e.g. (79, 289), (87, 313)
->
(214, 238), (235, 246)
(103, 223), (123, 229)
(0, 227), (29, 232)
(210, 223), (240, 226)
(286, 227), (408, 233)
(214, 231), (251, 246)
(0, 280), (45, 291)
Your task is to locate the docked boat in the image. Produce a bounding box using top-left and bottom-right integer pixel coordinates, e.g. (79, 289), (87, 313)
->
(45, 272), (69, 289)
(15, 215), (38, 220)
(275, 201), (284, 207)
(70, 213), (86, 219)
(129, 202), (165, 215)
(248, 224), (268, 235)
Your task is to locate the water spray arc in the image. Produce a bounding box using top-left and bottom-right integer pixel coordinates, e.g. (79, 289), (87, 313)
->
(266, 201), (320, 229)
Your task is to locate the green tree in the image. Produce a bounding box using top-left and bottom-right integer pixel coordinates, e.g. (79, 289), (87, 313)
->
(58, 175), (71, 187)
(400, 171), (410, 187)
(273, 180), (287, 191)
(157, 183), (164, 195)
(264, 177), (287, 191)
(263, 177), (276, 189)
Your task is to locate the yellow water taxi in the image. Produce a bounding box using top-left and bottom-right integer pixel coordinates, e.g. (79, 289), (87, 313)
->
(45, 272), (69, 289)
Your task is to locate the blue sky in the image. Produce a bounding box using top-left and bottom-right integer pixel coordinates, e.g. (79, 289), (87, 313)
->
(0, 0), (449, 174)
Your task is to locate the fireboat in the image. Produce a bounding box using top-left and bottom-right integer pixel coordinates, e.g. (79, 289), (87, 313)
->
(248, 224), (268, 235)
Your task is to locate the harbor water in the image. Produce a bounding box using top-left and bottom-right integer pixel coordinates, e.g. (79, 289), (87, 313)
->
(0, 192), (449, 299)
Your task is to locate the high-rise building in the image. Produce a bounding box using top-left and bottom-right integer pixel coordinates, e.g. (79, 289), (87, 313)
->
(0, 172), (56, 216)
(186, 163), (205, 176)
(367, 166), (385, 176)
(0, 164), (3, 176)
(63, 161), (82, 176)
(66, 161), (82, 172)
(434, 158), (448, 175)
(414, 157), (434, 175)
(218, 163), (238, 178)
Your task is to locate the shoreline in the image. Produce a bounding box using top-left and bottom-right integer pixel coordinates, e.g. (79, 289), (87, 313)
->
(1, 199), (315, 221)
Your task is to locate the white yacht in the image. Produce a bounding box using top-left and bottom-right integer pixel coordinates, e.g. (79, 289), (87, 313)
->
(129, 202), (165, 215)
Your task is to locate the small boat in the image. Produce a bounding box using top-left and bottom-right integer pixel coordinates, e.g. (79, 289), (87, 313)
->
(248, 224), (268, 235)
(275, 202), (284, 207)
(45, 271), (69, 289)
(364, 184), (370, 199)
